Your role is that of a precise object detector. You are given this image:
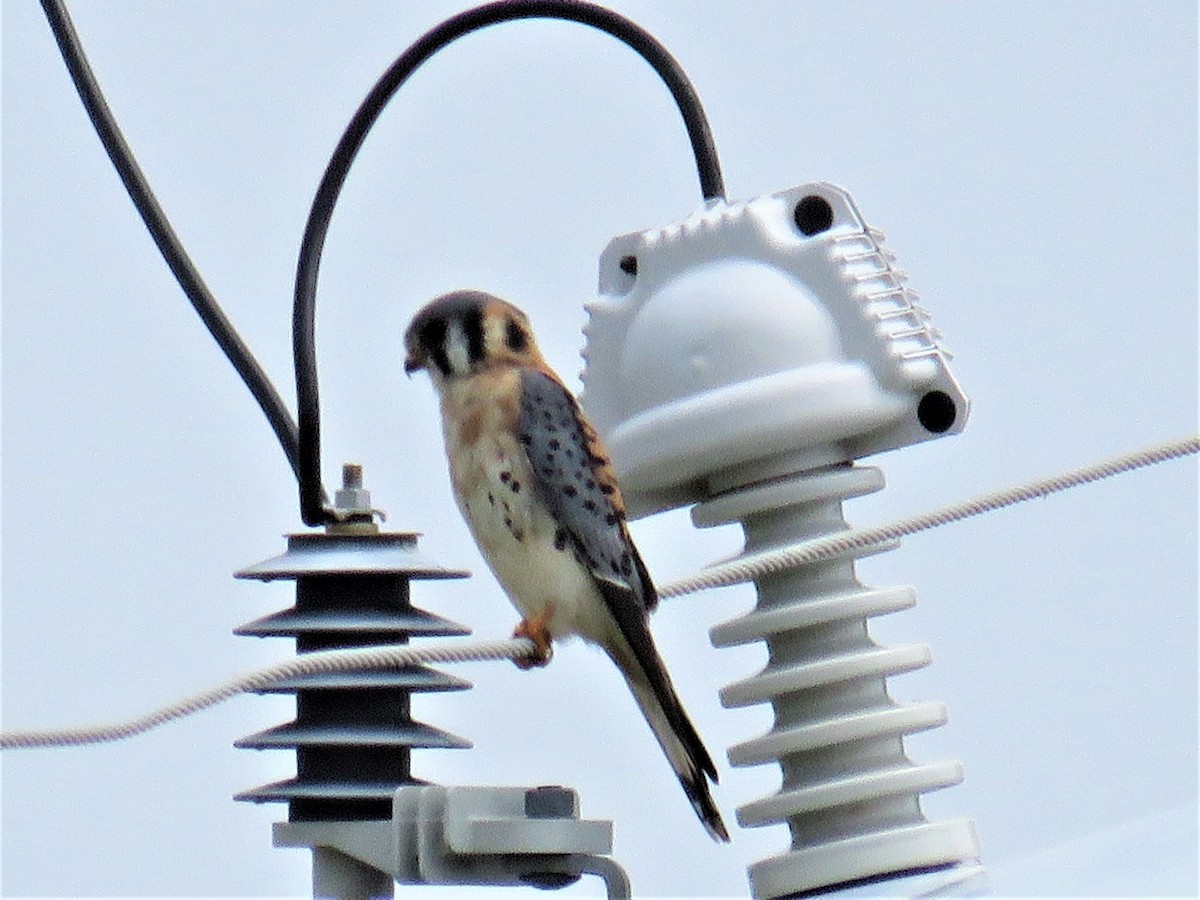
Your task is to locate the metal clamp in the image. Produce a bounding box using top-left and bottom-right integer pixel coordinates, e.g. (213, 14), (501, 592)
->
(274, 785), (631, 899)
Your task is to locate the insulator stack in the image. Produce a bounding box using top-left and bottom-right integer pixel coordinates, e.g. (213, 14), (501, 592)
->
(580, 182), (979, 895)
(698, 464), (977, 897)
(234, 474), (470, 822)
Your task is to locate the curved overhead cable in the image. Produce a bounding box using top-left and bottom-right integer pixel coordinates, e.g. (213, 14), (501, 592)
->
(294, 0), (725, 525)
(39, 0), (305, 485)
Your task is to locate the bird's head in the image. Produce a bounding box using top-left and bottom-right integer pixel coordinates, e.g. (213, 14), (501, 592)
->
(404, 290), (541, 384)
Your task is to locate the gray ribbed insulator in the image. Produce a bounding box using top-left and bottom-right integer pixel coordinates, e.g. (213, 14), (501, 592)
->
(234, 530), (471, 822)
(698, 465), (978, 898)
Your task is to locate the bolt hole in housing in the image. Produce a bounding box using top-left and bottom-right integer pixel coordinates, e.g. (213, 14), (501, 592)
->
(794, 194), (835, 236)
(917, 391), (957, 434)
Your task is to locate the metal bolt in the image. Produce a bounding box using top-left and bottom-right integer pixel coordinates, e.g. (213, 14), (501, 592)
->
(332, 461), (377, 528)
(524, 785), (577, 819)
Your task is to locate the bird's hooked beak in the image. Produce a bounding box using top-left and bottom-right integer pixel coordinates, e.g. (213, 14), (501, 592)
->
(403, 346), (425, 376)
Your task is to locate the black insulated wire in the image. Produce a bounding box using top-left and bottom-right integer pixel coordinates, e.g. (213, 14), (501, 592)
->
(35, 0), (723, 527)
(38, 0), (306, 487)
(295, 0), (726, 526)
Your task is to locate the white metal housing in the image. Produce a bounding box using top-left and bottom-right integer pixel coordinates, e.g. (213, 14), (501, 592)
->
(582, 182), (978, 897)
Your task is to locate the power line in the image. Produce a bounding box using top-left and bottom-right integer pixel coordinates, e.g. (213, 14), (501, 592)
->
(39, 1), (725, 526)
(1, 638), (536, 750)
(660, 435), (1199, 598)
(4, 435), (1193, 752)
(38, 0), (304, 484)
(293, 0), (726, 525)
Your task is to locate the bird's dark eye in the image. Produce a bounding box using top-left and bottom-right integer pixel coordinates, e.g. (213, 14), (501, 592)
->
(419, 317), (447, 351)
(506, 318), (528, 352)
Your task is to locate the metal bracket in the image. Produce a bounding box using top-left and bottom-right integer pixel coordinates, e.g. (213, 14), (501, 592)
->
(274, 784), (631, 899)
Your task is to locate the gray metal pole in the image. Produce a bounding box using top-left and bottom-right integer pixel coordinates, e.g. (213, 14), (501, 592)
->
(313, 847), (393, 900)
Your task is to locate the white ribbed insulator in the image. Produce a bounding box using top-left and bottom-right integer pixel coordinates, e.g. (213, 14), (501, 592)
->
(581, 180), (978, 895)
(696, 463), (978, 899)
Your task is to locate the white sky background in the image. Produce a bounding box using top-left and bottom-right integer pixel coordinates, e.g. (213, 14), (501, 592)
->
(2, 2), (1196, 897)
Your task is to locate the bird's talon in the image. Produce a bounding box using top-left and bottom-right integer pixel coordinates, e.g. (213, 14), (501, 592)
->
(513, 606), (555, 669)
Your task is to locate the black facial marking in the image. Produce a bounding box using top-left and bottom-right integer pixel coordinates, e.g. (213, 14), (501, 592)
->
(464, 306), (486, 365)
(562, 485), (577, 498)
(431, 348), (452, 377)
(418, 317), (446, 352)
(410, 293), (501, 375)
(505, 317), (528, 352)
(417, 319), (451, 374)
(414, 317), (452, 376)
(500, 471), (511, 483)
(487, 492), (495, 507)
(553, 528), (569, 551)
(510, 480), (521, 493)
(583, 499), (597, 513)
(604, 513), (618, 526)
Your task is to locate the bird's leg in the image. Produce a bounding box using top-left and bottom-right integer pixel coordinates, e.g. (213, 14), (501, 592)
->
(512, 603), (555, 669)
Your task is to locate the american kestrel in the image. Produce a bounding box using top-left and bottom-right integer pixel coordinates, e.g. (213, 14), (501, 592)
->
(404, 290), (728, 842)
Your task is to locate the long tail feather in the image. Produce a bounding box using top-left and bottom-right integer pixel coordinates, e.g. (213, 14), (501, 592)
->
(592, 577), (728, 841)
(616, 650), (730, 842)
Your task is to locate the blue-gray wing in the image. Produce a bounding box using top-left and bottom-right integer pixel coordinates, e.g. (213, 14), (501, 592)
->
(516, 368), (723, 810)
(516, 369), (656, 612)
